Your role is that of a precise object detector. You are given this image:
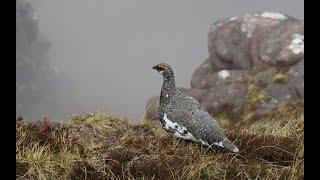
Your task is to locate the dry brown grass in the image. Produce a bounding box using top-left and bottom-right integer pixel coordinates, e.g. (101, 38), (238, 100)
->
(16, 100), (304, 179)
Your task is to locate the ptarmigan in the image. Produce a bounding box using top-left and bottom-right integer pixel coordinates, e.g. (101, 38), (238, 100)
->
(152, 63), (239, 153)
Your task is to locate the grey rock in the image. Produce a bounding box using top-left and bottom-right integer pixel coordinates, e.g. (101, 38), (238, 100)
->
(201, 83), (248, 118)
(286, 59), (304, 98)
(191, 57), (214, 89)
(207, 12), (304, 70)
(254, 67), (277, 88)
(199, 70), (249, 89)
(147, 12), (304, 123)
(267, 83), (298, 103)
(251, 19), (304, 67)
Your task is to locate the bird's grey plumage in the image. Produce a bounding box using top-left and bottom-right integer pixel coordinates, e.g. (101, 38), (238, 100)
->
(153, 63), (239, 153)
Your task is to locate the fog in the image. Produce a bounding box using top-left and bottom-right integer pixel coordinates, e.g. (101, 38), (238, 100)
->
(18, 0), (303, 121)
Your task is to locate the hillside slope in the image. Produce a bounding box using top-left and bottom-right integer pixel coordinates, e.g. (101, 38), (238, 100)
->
(16, 100), (303, 179)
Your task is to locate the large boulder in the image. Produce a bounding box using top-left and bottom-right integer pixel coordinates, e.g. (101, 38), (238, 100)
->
(190, 57), (214, 89)
(145, 12), (304, 122)
(198, 83), (248, 118)
(286, 59), (304, 98)
(197, 69), (249, 89)
(207, 12), (303, 70)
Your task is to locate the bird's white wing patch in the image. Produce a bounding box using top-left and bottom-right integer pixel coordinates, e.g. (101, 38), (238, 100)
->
(213, 141), (224, 147)
(163, 113), (197, 141)
(200, 140), (223, 148)
(163, 113), (179, 131)
(173, 131), (197, 141)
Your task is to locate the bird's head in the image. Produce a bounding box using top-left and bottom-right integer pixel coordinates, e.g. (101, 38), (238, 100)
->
(152, 63), (174, 78)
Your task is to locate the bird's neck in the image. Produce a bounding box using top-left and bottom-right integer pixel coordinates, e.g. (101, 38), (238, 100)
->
(160, 75), (176, 104)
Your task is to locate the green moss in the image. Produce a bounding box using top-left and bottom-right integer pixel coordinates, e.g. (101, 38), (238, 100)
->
(272, 72), (289, 84)
(245, 76), (272, 113)
(250, 62), (274, 76)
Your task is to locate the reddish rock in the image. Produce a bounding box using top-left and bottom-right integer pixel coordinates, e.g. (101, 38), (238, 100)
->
(190, 57), (214, 89)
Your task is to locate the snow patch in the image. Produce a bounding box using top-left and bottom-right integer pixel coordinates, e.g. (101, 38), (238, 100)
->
(218, 70), (230, 79)
(229, 16), (238, 21)
(289, 34), (304, 55)
(260, 12), (287, 20)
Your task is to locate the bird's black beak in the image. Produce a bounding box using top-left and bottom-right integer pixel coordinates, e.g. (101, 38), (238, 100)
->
(152, 65), (157, 70)
(152, 64), (165, 72)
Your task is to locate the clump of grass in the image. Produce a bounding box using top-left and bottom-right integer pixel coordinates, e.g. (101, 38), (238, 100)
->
(241, 100), (304, 133)
(16, 120), (81, 179)
(16, 103), (304, 179)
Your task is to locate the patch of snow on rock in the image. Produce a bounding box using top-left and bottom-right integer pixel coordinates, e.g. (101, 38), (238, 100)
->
(218, 70), (230, 79)
(289, 34), (304, 55)
(260, 12), (287, 20)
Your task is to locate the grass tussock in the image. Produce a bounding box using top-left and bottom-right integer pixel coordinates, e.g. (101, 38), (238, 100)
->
(16, 101), (304, 179)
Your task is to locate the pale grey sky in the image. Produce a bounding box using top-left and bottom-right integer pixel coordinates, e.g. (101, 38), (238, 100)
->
(24, 0), (303, 121)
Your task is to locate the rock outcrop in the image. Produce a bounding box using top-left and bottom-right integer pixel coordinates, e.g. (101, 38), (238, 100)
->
(145, 12), (304, 122)
(16, 0), (54, 112)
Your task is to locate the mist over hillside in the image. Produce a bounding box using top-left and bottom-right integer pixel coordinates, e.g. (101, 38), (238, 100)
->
(17, 0), (304, 121)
